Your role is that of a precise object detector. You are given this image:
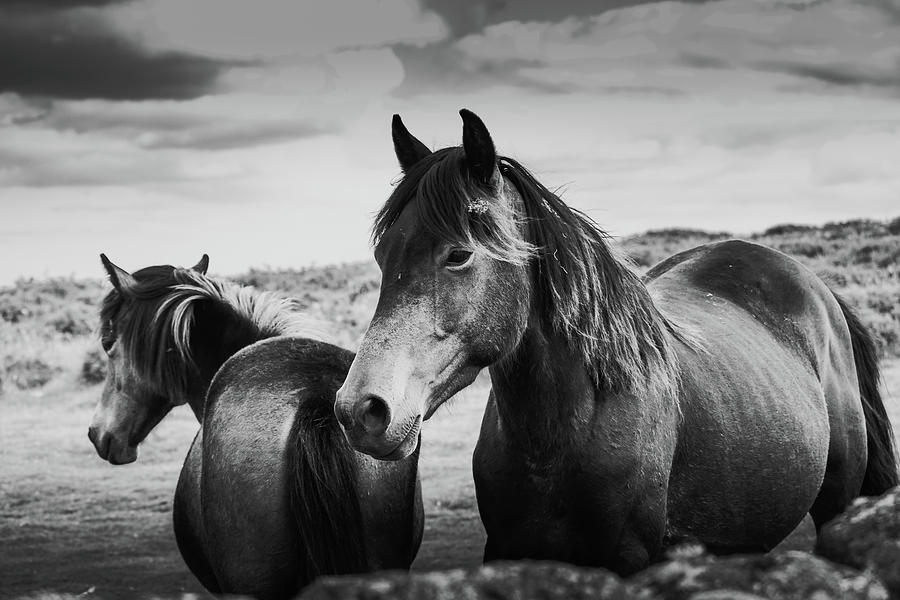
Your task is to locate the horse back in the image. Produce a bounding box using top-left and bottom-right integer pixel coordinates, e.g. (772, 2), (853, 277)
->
(646, 239), (849, 369)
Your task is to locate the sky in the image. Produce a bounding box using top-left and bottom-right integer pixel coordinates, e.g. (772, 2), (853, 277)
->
(1, 0), (899, 284)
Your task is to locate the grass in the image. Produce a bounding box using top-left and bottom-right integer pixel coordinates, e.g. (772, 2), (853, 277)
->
(1, 215), (898, 598)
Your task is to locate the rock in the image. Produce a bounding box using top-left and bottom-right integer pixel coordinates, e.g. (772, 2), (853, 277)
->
(816, 486), (900, 598)
(299, 561), (648, 600)
(771, 513), (816, 553)
(630, 546), (888, 600)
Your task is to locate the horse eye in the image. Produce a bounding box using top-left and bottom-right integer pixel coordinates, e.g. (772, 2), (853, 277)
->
(445, 249), (474, 269)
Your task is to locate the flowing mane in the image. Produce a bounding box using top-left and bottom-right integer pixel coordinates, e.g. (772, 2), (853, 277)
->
(374, 148), (685, 399)
(100, 265), (319, 401)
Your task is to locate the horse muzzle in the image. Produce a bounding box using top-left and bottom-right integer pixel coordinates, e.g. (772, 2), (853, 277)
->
(334, 387), (422, 460)
(88, 425), (138, 465)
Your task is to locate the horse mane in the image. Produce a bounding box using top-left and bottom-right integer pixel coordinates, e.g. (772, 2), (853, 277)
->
(373, 148), (683, 399)
(99, 266), (318, 401)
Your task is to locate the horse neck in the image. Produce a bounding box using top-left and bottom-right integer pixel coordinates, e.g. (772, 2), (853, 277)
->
(489, 324), (598, 456)
(184, 301), (270, 419)
(488, 278), (679, 459)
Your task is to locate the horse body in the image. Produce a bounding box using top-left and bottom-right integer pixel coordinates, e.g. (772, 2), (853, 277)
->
(653, 240), (866, 540)
(474, 239), (866, 572)
(335, 110), (897, 576)
(90, 257), (423, 598)
(177, 337), (422, 598)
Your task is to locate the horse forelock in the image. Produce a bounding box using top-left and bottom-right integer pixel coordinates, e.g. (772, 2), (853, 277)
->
(373, 148), (534, 263)
(374, 149), (683, 400)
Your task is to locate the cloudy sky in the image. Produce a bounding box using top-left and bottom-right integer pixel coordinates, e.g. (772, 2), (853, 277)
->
(1, 0), (898, 283)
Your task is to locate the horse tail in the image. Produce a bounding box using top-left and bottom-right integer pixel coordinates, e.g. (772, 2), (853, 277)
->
(287, 394), (368, 582)
(833, 292), (899, 496)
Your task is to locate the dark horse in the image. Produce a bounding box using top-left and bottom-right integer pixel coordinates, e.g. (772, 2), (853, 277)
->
(334, 110), (898, 574)
(88, 255), (423, 598)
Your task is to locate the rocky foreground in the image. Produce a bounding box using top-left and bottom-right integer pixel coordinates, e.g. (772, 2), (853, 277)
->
(301, 486), (900, 600)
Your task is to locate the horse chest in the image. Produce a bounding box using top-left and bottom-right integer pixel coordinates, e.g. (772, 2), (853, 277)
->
(475, 444), (626, 561)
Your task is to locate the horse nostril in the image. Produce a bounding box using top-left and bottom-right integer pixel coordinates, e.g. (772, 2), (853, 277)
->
(354, 395), (391, 437)
(334, 402), (355, 431)
(88, 426), (97, 445)
(94, 432), (112, 460)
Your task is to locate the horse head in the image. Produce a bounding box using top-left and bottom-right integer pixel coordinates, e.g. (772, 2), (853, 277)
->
(88, 253), (209, 464)
(334, 110), (531, 460)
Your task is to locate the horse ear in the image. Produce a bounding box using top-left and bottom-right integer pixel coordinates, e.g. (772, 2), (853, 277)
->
(392, 114), (431, 173)
(100, 253), (136, 293)
(192, 254), (209, 275)
(460, 108), (498, 187)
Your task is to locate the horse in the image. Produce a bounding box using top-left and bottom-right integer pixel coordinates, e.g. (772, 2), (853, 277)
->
(333, 109), (898, 575)
(88, 255), (423, 598)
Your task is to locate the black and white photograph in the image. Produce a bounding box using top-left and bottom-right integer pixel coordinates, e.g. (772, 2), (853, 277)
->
(1, 1), (899, 598)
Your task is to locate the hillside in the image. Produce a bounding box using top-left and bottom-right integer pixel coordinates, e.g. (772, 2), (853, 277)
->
(1, 217), (898, 394)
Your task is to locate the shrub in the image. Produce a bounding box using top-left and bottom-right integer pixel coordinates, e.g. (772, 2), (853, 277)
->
(888, 216), (900, 236)
(80, 349), (107, 385)
(762, 223), (818, 236)
(822, 219), (887, 239)
(779, 241), (825, 259)
(626, 249), (656, 268)
(863, 313), (900, 358)
(5, 358), (61, 390)
(48, 309), (94, 336)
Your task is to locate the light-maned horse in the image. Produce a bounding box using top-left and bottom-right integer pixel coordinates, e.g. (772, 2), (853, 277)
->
(88, 255), (423, 599)
(334, 110), (898, 574)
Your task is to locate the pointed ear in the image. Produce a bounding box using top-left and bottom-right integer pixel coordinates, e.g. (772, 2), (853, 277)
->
(100, 253), (136, 293)
(192, 254), (209, 275)
(460, 108), (498, 187)
(392, 114), (431, 173)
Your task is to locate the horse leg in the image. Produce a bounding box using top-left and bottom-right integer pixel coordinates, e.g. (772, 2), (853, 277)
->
(173, 431), (220, 594)
(610, 482), (670, 575)
(809, 440), (866, 530)
(809, 384), (867, 530)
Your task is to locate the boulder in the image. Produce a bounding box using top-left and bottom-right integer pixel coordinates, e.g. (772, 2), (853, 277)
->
(300, 561), (648, 600)
(771, 513), (816, 553)
(630, 545), (888, 600)
(817, 486), (900, 598)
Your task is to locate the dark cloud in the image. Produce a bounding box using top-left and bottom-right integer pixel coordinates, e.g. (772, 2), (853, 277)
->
(138, 121), (335, 151)
(420, 0), (709, 36)
(4, 97), (337, 153)
(0, 145), (188, 187)
(394, 0), (716, 97)
(0, 6), (233, 100)
(392, 42), (570, 97)
(0, 0), (127, 8)
(393, 42), (687, 97)
(680, 53), (732, 70)
(764, 62), (900, 91)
